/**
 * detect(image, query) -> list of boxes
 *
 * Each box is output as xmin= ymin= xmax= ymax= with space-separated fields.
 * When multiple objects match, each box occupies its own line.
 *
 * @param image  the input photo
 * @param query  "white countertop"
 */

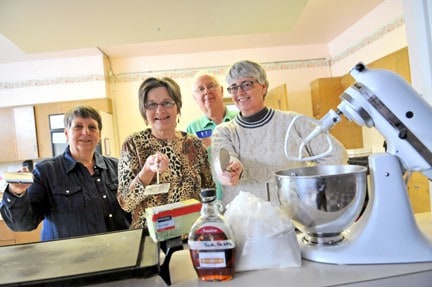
xmin=3 ymin=206 xmax=431 ymax=287
xmin=89 ymin=212 xmax=432 ymax=286
xmin=166 ymin=212 xmax=432 ymax=287
xmin=168 ymin=252 xmax=432 ymax=287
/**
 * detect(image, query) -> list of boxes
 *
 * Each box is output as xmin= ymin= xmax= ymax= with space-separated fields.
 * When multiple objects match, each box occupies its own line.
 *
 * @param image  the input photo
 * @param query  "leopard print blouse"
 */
xmin=117 ymin=128 xmax=215 ymax=229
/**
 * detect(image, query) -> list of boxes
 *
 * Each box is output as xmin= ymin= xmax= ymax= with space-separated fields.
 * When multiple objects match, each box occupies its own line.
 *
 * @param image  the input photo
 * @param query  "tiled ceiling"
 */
xmin=0 ymin=0 xmax=385 ymax=63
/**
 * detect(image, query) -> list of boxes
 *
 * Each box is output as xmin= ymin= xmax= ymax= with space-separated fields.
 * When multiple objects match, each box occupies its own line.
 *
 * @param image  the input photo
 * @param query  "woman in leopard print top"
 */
xmin=117 ymin=77 xmax=215 ymax=229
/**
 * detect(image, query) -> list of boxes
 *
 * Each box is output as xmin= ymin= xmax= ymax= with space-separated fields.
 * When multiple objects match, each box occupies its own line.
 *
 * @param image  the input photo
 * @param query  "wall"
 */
xmin=110 ymin=45 xmax=330 ymax=146
xmin=0 ymin=55 xmax=108 ymax=108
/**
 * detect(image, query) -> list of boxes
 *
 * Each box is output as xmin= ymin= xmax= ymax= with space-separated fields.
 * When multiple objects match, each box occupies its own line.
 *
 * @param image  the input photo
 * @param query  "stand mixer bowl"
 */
xmin=275 ymin=165 xmax=367 ymax=245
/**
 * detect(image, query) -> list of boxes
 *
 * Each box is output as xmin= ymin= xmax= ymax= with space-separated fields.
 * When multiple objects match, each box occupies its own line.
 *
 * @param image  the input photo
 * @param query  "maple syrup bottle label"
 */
xmin=188 ymin=188 xmax=236 ymax=281
xmin=189 ymin=226 xmax=235 ymax=268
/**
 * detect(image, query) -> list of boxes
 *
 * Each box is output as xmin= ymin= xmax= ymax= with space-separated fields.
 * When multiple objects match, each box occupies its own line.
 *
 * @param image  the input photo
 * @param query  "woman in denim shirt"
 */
xmin=0 ymin=105 xmax=130 ymax=240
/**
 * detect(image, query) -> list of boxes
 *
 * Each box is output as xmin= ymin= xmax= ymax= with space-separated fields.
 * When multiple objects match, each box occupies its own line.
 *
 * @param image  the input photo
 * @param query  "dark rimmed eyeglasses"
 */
xmin=145 ymin=100 xmax=176 ymax=110
xmin=227 ymin=80 xmax=258 ymax=95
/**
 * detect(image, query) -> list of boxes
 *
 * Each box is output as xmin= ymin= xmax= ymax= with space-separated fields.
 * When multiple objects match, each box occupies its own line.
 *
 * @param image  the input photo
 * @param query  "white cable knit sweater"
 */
xmin=211 ymin=108 xmax=348 ymax=206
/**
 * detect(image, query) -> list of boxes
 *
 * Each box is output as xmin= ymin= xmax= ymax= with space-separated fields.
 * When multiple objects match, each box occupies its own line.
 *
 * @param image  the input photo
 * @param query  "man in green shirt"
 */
xmin=186 ymin=71 xmax=238 ymax=200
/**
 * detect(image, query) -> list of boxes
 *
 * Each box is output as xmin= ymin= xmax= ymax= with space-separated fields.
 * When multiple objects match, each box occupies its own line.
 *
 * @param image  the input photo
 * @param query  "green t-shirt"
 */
xmin=186 ymin=108 xmax=238 ymax=200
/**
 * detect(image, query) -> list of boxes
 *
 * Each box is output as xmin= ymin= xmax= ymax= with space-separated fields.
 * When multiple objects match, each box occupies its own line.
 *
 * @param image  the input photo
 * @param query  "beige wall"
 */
xmin=110 ymin=52 xmax=330 ymax=149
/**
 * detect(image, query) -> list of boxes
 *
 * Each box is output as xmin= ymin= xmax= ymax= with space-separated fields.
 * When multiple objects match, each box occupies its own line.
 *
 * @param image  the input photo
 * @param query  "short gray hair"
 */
xmin=225 ymin=60 xmax=269 ymax=88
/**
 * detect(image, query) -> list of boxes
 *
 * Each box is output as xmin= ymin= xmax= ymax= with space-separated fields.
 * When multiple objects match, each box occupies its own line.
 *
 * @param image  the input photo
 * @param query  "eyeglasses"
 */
xmin=227 ymin=81 xmax=257 ymax=95
xmin=194 ymin=83 xmax=219 ymax=95
xmin=145 ymin=100 xmax=176 ymax=110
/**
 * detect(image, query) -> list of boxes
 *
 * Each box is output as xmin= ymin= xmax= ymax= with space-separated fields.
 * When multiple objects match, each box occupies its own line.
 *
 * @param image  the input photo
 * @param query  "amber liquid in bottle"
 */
xmin=188 ymin=188 xmax=236 ymax=281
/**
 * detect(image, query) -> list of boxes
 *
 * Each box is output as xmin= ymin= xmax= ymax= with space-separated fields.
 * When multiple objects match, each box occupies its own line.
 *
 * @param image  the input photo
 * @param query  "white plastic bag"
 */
xmin=224 ymin=191 xmax=301 ymax=271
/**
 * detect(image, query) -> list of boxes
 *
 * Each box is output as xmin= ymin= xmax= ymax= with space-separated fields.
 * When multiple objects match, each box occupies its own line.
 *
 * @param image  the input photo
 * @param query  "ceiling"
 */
xmin=0 ymin=0 xmax=385 ymax=64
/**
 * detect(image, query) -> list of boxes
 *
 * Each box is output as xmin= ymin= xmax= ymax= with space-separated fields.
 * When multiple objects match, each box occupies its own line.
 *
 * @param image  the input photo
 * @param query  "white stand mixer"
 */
xmin=288 ymin=63 xmax=432 ymax=264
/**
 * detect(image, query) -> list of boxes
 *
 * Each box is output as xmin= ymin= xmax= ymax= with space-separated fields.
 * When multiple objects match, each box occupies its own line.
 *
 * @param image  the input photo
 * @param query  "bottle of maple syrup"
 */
xmin=188 ymin=188 xmax=236 ymax=281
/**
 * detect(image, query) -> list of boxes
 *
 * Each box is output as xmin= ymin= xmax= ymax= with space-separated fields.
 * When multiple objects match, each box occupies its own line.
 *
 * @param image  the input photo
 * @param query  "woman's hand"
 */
xmin=137 ymin=152 xmax=169 ymax=185
xmin=145 ymin=152 xmax=169 ymax=173
xmin=7 ymin=167 xmax=32 ymax=197
xmin=218 ymin=159 xmax=243 ymax=186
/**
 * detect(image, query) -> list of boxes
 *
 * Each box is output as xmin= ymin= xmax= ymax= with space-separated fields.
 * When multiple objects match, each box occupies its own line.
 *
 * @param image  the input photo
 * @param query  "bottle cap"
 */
xmin=200 ymin=188 xmax=216 ymax=202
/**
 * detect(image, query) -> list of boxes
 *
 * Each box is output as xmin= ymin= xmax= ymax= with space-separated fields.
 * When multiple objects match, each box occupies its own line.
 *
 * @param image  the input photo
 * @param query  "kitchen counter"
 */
xmin=100 ymin=212 xmax=432 ymax=287
xmin=1 ymin=213 xmax=430 ymax=286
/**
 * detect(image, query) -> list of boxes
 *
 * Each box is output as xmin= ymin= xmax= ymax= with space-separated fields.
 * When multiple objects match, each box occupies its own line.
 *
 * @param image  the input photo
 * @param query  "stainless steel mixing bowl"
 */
xmin=275 ymin=165 xmax=367 ymax=245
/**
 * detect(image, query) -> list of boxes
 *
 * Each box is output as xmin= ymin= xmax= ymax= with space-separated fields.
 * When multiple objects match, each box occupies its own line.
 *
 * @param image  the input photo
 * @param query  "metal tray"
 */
xmin=0 ymin=229 xmax=159 ymax=286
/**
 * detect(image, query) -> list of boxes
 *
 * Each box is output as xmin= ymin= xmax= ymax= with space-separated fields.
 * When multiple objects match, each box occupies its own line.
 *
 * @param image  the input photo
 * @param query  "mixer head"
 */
xmin=284 ymin=110 xmax=342 ymax=162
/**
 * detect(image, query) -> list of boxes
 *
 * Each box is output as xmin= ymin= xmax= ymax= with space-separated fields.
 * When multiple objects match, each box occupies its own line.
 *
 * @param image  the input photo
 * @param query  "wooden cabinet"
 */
xmin=310 ymin=47 xmax=412 ymax=151
xmin=341 ymin=47 xmax=411 ymax=90
xmin=34 ymin=98 xmax=113 ymax=159
xmin=0 ymin=220 xmax=16 ymax=246
xmin=0 ymin=106 xmax=38 ymax=162
xmin=368 ymin=47 xmax=411 ymax=83
xmin=310 ymin=77 xmax=363 ymax=149
xmin=0 ymin=220 xmax=42 ymax=246
xmin=407 ymin=172 xmax=431 ymax=213
xmin=266 ymin=84 xmax=289 ymax=111
xmin=0 ymin=108 xmax=15 ymax=162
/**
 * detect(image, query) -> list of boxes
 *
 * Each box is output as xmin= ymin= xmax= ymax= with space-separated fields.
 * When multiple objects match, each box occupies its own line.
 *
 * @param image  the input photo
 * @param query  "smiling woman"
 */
xmin=0 ymin=105 xmax=131 ymax=241
xmin=117 ymin=77 xmax=215 ymax=230
xmin=211 ymin=60 xmax=348 ymax=207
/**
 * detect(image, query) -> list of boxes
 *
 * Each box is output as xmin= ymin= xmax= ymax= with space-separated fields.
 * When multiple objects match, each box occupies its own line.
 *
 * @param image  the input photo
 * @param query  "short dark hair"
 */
xmin=138 ymin=77 xmax=182 ymax=121
xmin=22 ymin=159 xmax=34 ymax=171
xmin=63 ymin=105 xmax=103 ymax=130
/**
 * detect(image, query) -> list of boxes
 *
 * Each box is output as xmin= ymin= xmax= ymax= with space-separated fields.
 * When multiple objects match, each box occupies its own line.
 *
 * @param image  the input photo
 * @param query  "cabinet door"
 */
xmin=407 ymin=172 xmax=431 ymax=213
xmin=0 ymin=106 xmax=38 ymax=162
xmin=34 ymin=103 xmax=61 ymax=159
xmin=0 ymin=220 xmax=42 ymax=246
xmin=310 ymin=80 xmax=321 ymax=117
xmin=310 ymin=78 xmax=363 ymax=149
xmin=13 ymin=106 xmax=39 ymax=160
xmin=368 ymin=47 xmax=411 ymax=83
xmin=396 ymin=48 xmax=411 ymax=83
xmin=310 ymin=77 xmax=343 ymax=118
xmin=0 ymin=108 xmax=16 ymax=162
xmin=0 ymin=220 xmax=16 ymax=246
xmin=266 ymin=84 xmax=289 ymax=111
xmin=14 ymin=222 xmax=43 ymax=244
xmin=100 ymin=111 xmax=117 ymax=157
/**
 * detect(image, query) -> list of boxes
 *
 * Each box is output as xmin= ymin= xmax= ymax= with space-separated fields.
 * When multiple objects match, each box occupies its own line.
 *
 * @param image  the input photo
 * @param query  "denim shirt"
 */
xmin=0 ymin=147 xmax=130 ymax=241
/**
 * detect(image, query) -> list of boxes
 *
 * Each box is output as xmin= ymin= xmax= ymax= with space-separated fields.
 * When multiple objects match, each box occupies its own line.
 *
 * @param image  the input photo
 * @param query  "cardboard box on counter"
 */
xmin=145 ymin=199 xmax=201 ymax=242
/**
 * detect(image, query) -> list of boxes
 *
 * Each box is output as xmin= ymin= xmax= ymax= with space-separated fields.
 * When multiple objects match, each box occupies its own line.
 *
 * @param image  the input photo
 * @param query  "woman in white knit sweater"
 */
xmin=211 ymin=60 xmax=348 ymax=206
